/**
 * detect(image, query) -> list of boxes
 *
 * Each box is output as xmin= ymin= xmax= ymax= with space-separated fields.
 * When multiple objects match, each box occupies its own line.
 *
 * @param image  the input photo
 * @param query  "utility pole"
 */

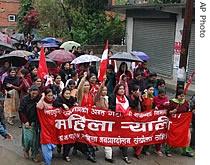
xmin=176 ymin=0 xmax=193 ymax=94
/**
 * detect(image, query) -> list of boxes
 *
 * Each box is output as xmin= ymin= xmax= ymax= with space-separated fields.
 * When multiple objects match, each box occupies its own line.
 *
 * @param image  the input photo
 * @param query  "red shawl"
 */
xmin=81 ymin=93 xmax=94 ymax=107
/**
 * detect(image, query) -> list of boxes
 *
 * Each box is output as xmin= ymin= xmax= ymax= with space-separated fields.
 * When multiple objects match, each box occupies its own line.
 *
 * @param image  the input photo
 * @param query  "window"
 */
xmin=8 ymin=15 xmax=16 ymax=22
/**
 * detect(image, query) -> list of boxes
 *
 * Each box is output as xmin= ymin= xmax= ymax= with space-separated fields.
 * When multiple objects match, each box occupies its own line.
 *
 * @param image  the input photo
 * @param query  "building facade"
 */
xmin=0 ymin=0 xmax=20 ymax=29
xmin=112 ymin=3 xmax=194 ymax=82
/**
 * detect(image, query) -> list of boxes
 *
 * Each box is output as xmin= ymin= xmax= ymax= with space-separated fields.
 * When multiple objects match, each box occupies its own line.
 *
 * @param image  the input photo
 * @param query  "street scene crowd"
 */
xmin=0 ymin=33 xmax=195 ymax=165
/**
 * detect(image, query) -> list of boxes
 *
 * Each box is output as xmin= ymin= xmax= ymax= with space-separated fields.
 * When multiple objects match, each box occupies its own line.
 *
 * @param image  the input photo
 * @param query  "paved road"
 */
xmin=0 ymin=118 xmax=194 ymax=165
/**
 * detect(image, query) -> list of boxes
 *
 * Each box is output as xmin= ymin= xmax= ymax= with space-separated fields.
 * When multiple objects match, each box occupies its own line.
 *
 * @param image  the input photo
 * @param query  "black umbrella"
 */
xmin=29 ymin=58 xmax=57 ymax=68
xmin=0 ymin=41 xmax=15 ymax=51
xmin=11 ymin=33 xmax=25 ymax=43
xmin=0 ymin=53 xmax=27 ymax=67
xmin=110 ymin=52 xmax=143 ymax=62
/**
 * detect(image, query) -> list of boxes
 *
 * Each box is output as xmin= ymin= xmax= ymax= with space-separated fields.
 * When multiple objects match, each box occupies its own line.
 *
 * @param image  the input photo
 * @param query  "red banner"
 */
xmin=167 ymin=112 xmax=192 ymax=147
xmin=37 ymin=106 xmax=191 ymax=147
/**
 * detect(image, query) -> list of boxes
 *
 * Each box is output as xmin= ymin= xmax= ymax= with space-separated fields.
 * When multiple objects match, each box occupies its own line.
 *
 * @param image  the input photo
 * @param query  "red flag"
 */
xmin=167 ymin=112 xmax=192 ymax=147
xmin=37 ymin=47 xmax=48 ymax=79
xmin=98 ymin=40 xmax=108 ymax=82
xmin=184 ymin=71 xmax=195 ymax=95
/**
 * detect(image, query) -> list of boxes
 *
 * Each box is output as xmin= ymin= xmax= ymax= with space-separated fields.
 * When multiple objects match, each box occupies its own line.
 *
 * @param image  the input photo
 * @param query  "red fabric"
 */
xmin=37 ymin=107 xmax=59 ymax=144
xmin=98 ymin=40 xmax=108 ymax=82
xmin=184 ymin=71 xmax=195 ymax=95
xmin=142 ymin=97 xmax=153 ymax=111
xmin=37 ymin=106 xmax=168 ymax=146
xmin=81 ymin=93 xmax=94 ymax=107
xmin=153 ymin=96 xmax=169 ymax=109
xmin=167 ymin=112 xmax=192 ymax=147
xmin=37 ymin=47 xmax=48 ymax=79
xmin=168 ymin=100 xmax=190 ymax=113
xmin=90 ymin=84 xmax=100 ymax=98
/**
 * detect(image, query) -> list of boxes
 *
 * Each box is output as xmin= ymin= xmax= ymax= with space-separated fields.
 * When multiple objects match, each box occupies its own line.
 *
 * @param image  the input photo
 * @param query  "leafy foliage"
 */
xmin=23 ymin=9 xmax=39 ymax=34
xmin=17 ymin=0 xmax=33 ymax=33
xmin=32 ymin=0 xmax=125 ymax=45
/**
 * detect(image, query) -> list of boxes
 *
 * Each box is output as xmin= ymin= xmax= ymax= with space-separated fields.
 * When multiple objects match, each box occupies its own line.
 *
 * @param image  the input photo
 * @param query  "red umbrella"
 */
xmin=47 ymin=49 xmax=76 ymax=62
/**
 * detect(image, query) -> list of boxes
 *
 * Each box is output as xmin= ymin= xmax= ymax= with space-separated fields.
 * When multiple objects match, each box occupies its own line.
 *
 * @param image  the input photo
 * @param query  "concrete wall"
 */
xmin=173 ymin=13 xmax=184 ymax=81
xmin=126 ymin=17 xmax=133 ymax=52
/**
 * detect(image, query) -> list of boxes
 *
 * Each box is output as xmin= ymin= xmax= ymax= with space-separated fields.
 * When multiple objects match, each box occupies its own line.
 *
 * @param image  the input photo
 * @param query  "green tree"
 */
xmin=33 ymin=0 xmax=125 ymax=44
xmin=17 ymin=0 xmax=33 ymax=33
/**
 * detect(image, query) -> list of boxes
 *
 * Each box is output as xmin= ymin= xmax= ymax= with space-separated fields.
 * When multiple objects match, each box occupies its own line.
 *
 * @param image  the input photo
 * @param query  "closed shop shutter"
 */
xmin=132 ymin=18 xmax=176 ymax=77
xmin=187 ymin=21 xmax=195 ymax=83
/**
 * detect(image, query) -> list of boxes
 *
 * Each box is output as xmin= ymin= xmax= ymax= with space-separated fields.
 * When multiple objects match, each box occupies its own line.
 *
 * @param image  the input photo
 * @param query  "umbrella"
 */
xmin=110 ymin=52 xmax=143 ymax=62
xmin=0 ymin=41 xmax=15 ymax=51
xmin=29 ymin=58 xmax=57 ymax=68
xmin=0 ymin=54 xmax=27 ymax=67
xmin=41 ymin=37 xmax=61 ymax=45
xmin=131 ymin=51 xmax=150 ymax=61
xmin=11 ymin=33 xmax=25 ymax=44
xmin=47 ymin=50 xmax=76 ymax=62
xmin=42 ymin=43 xmax=59 ymax=48
xmin=31 ymin=36 xmax=42 ymax=43
xmin=60 ymin=41 xmax=81 ymax=51
xmin=71 ymin=54 xmax=101 ymax=64
xmin=0 ymin=32 xmax=11 ymax=44
xmin=9 ymin=50 xmax=34 ymax=57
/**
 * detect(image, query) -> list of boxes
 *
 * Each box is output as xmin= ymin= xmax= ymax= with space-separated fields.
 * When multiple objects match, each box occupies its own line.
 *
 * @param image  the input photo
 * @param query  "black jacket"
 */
xmin=53 ymin=95 xmax=77 ymax=109
xmin=18 ymin=94 xmax=40 ymax=124
xmin=128 ymin=78 xmax=146 ymax=93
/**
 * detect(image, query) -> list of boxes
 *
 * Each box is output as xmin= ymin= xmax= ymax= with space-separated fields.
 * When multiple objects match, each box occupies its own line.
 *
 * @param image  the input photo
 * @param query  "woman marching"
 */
xmin=37 ymin=88 xmax=56 ymax=165
xmin=53 ymin=87 xmax=77 ymax=162
xmin=165 ymin=89 xmax=194 ymax=157
xmin=108 ymin=84 xmax=131 ymax=164
xmin=95 ymin=78 xmax=114 ymax=163
xmin=76 ymin=72 xmax=96 ymax=163
xmin=3 ymin=67 xmax=20 ymax=125
xmin=19 ymin=85 xmax=41 ymax=162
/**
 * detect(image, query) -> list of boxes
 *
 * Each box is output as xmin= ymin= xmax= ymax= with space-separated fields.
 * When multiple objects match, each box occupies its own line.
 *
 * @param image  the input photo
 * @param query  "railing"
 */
xmin=112 ymin=0 xmax=184 ymax=6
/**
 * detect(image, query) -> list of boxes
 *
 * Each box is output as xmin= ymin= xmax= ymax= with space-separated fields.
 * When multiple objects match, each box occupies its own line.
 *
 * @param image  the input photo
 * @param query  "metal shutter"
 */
xmin=132 ymin=18 xmax=176 ymax=77
xmin=187 ymin=21 xmax=195 ymax=83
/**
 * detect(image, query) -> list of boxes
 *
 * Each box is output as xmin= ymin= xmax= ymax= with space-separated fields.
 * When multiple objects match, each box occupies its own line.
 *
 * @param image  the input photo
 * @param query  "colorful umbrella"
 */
xmin=110 ymin=52 xmax=143 ymax=62
xmin=131 ymin=51 xmax=150 ymax=61
xmin=41 ymin=37 xmax=61 ymax=45
xmin=60 ymin=41 xmax=81 ymax=51
xmin=9 ymin=50 xmax=34 ymax=57
xmin=42 ymin=43 xmax=59 ymax=48
xmin=71 ymin=54 xmax=101 ymax=64
xmin=47 ymin=50 xmax=76 ymax=62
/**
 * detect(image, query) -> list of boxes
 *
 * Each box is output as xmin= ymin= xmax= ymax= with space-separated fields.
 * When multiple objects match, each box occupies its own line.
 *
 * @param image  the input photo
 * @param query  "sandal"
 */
xmin=166 ymin=153 xmax=172 ymax=157
xmin=23 ymin=151 xmax=29 ymax=159
xmin=155 ymin=151 xmax=163 ymax=157
xmin=7 ymin=120 xmax=14 ymax=125
xmin=64 ymin=156 xmax=71 ymax=162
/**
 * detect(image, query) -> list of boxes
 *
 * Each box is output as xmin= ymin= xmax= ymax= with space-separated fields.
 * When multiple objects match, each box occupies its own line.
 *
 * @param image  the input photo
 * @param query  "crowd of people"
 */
xmin=0 ymin=39 xmax=195 ymax=165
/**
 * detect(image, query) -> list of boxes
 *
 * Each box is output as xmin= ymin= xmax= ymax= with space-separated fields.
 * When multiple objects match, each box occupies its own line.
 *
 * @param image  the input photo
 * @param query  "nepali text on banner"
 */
xmin=37 ymin=106 xmax=191 ymax=147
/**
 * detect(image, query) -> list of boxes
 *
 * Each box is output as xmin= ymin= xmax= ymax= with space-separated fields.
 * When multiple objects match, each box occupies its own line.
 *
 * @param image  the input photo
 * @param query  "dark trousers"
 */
xmin=120 ymin=147 xmax=128 ymax=157
xmin=74 ymin=143 xmax=95 ymax=158
xmin=190 ymin=113 xmax=195 ymax=148
xmin=63 ymin=144 xmax=74 ymax=157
